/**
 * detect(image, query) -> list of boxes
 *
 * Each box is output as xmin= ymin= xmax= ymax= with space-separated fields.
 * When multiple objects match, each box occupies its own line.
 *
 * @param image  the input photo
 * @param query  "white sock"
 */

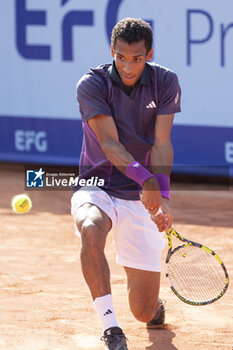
xmin=93 ymin=294 xmax=120 ymax=332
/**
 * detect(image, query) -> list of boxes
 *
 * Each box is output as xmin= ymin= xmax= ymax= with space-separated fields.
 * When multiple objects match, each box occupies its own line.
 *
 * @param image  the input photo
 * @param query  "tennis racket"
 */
xmin=165 ymin=227 xmax=229 ymax=306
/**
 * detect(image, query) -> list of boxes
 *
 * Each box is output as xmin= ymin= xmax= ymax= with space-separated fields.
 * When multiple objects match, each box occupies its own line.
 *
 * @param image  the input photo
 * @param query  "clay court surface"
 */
xmin=0 ymin=164 xmax=232 ymax=350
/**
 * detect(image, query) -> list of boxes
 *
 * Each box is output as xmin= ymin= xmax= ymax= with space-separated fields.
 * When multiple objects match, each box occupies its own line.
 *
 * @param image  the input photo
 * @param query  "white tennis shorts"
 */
xmin=71 ymin=186 xmax=165 ymax=272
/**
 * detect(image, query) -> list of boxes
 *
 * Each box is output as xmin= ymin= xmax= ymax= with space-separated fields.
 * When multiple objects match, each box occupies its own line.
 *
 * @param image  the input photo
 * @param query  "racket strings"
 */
xmin=167 ymin=245 xmax=227 ymax=303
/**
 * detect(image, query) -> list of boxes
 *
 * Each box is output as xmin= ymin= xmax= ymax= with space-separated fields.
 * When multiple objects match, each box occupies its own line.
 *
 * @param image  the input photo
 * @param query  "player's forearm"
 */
xmin=101 ymin=138 xmax=135 ymax=174
xmin=150 ymin=141 xmax=174 ymax=175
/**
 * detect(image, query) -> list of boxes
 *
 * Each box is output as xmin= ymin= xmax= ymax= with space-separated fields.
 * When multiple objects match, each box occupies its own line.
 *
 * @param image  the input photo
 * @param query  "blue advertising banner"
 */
xmin=0 ymin=116 xmax=82 ymax=165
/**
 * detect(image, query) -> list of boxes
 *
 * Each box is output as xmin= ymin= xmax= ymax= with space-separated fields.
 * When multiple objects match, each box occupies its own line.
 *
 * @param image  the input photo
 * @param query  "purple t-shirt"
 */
xmin=75 ymin=62 xmax=181 ymax=200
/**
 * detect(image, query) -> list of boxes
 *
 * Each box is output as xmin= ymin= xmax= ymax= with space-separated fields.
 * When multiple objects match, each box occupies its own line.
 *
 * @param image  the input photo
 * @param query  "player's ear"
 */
xmin=111 ymin=45 xmax=115 ymax=58
xmin=146 ymin=48 xmax=153 ymax=61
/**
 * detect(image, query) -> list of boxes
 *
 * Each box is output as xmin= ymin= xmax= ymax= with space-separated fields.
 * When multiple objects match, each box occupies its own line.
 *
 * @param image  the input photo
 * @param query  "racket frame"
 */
xmin=165 ymin=227 xmax=229 ymax=306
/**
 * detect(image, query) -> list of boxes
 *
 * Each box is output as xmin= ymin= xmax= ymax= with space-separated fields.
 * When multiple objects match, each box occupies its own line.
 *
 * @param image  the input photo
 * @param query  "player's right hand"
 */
xmin=151 ymin=211 xmax=168 ymax=232
xmin=140 ymin=177 xmax=161 ymax=214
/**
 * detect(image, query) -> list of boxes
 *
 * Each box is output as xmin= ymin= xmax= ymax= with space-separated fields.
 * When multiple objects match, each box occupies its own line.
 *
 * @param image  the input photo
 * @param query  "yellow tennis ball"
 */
xmin=11 ymin=194 xmax=32 ymax=214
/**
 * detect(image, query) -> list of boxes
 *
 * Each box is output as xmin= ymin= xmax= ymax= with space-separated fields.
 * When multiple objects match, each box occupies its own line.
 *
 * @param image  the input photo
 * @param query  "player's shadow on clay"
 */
xmin=146 ymin=327 xmax=177 ymax=350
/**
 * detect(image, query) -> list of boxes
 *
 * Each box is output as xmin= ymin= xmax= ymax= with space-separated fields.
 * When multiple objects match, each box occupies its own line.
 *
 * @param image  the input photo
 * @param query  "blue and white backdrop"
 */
xmin=1 ymin=0 xmax=233 ymax=176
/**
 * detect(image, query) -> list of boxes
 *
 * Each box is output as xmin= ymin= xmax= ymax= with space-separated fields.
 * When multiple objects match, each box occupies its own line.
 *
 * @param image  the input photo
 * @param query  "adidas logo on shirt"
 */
xmin=146 ymin=100 xmax=156 ymax=109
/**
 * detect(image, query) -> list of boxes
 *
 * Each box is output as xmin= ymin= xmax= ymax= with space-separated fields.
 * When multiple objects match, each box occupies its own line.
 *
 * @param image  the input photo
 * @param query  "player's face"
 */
xmin=111 ymin=39 xmax=153 ymax=87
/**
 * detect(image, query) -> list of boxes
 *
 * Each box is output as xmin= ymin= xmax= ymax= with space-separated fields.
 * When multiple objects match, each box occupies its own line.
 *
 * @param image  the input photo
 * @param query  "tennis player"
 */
xmin=71 ymin=17 xmax=181 ymax=349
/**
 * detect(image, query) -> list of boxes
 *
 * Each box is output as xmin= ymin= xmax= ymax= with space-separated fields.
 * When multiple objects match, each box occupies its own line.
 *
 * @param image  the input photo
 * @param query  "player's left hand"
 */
xmin=161 ymin=198 xmax=173 ymax=231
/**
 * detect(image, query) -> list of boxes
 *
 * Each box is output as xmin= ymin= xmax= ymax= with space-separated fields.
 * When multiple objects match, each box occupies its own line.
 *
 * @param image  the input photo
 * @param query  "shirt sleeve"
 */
xmin=76 ymin=72 xmax=112 ymax=122
xmin=157 ymin=71 xmax=181 ymax=115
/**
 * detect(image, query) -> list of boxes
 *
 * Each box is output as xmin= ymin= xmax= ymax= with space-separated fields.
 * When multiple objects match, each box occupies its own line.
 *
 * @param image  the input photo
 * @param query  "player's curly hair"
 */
xmin=111 ymin=17 xmax=153 ymax=53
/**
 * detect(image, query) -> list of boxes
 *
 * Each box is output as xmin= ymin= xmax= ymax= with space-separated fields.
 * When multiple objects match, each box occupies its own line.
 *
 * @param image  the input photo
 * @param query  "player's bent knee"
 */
xmin=130 ymin=303 xmax=155 ymax=323
xmin=80 ymin=220 xmax=106 ymax=250
xmin=130 ymin=301 xmax=155 ymax=322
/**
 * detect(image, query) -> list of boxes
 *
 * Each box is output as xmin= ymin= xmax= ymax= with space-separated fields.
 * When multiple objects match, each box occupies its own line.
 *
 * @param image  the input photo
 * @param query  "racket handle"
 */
xmin=155 ymin=208 xmax=163 ymax=216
